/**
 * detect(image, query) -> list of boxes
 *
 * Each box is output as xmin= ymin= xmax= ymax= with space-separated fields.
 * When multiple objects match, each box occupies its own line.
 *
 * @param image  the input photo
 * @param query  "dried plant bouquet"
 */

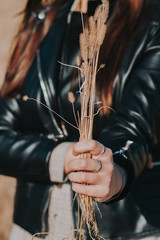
xmin=69 ymin=1 xmax=110 ymax=239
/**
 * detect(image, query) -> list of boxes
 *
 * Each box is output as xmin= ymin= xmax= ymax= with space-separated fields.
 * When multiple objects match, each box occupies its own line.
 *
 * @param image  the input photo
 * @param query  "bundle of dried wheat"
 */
xmin=69 ymin=1 xmax=110 ymax=239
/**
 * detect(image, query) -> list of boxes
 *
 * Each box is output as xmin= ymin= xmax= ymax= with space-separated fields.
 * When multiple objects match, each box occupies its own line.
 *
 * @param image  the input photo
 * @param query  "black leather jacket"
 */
xmin=0 ymin=1 xmax=160 ymax=239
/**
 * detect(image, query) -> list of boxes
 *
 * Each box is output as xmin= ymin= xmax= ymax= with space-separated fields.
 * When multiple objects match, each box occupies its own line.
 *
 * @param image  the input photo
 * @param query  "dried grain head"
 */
xmin=89 ymin=16 xmax=95 ymax=34
xmin=76 ymin=56 xmax=81 ymax=67
xmin=99 ymin=63 xmax=106 ymax=69
xmin=22 ymin=95 xmax=28 ymax=101
xmin=79 ymin=32 xmax=88 ymax=61
xmin=88 ymin=45 xmax=94 ymax=59
xmin=101 ymin=0 xmax=109 ymax=14
xmin=81 ymin=61 xmax=89 ymax=78
xmin=94 ymin=5 xmax=103 ymax=21
xmin=68 ymin=91 xmax=75 ymax=104
xmin=97 ymin=24 xmax=107 ymax=46
xmin=88 ymin=32 xmax=97 ymax=48
xmin=94 ymin=0 xmax=109 ymax=24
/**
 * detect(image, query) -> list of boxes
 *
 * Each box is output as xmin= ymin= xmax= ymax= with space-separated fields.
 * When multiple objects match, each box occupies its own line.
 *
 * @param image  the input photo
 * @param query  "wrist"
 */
xmin=105 ymin=163 xmax=126 ymax=203
xmin=114 ymin=162 xmax=127 ymax=194
xmin=49 ymin=142 xmax=73 ymax=183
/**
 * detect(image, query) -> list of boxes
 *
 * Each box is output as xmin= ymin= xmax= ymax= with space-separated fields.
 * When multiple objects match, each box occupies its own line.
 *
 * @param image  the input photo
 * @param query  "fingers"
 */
xmin=68 ymin=159 xmax=113 ymax=187
xmin=68 ymin=170 xmax=104 ymax=185
xmin=70 ymin=162 xmax=123 ymax=202
xmin=72 ymin=139 xmax=107 ymax=158
xmin=72 ymin=183 xmax=110 ymax=202
xmin=68 ymin=158 xmax=102 ymax=172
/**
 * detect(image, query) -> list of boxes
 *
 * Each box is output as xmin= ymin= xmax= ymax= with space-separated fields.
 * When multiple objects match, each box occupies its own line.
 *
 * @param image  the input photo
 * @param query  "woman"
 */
xmin=0 ymin=0 xmax=160 ymax=239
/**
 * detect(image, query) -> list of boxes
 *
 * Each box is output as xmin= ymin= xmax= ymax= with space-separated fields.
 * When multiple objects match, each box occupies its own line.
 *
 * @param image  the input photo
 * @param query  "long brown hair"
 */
xmin=97 ymin=0 xmax=153 ymax=109
xmin=1 ymin=0 xmax=63 ymax=98
xmin=1 ymin=0 xmax=153 ymax=102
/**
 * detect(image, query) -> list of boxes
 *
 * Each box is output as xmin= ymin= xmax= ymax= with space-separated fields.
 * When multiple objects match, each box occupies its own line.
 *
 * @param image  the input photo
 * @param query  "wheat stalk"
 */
xmin=68 ymin=1 xmax=109 ymax=239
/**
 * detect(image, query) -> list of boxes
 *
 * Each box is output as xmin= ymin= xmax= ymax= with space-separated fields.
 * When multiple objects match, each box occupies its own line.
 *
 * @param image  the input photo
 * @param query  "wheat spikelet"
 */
xmin=94 ymin=0 xmax=109 ymax=23
xmin=88 ymin=45 xmax=94 ymax=60
xmin=97 ymin=25 xmax=107 ymax=46
xmin=79 ymin=30 xmax=89 ymax=61
xmin=81 ymin=61 xmax=89 ymax=78
xmin=76 ymin=56 xmax=81 ymax=67
xmin=94 ymin=5 xmax=103 ymax=21
xmin=102 ymin=1 xmax=109 ymax=23
xmin=68 ymin=91 xmax=75 ymax=104
xmin=89 ymin=16 xmax=95 ymax=34
xmin=99 ymin=63 xmax=105 ymax=69
xmin=22 ymin=95 xmax=28 ymax=101
xmin=89 ymin=32 xmax=97 ymax=47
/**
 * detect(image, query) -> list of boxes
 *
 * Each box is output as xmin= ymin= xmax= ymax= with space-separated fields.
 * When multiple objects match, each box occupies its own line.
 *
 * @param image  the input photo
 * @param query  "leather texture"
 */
xmin=0 ymin=0 xmax=160 ymax=238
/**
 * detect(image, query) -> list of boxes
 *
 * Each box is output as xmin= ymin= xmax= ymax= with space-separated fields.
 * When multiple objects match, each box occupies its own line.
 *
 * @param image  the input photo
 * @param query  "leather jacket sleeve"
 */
xmin=98 ymin=21 xmax=160 ymax=202
xmin=0 ymin=95 xmax=57 ymax=182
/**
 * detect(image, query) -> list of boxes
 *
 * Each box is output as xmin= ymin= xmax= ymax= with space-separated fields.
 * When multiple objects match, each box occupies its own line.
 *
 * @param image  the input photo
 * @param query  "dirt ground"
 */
xmin=0 ymin=175 xmax=16 ymax=240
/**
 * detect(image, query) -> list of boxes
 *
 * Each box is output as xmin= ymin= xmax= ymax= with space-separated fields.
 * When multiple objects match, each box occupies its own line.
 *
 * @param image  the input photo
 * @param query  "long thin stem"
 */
xmin=23 ymin=96 xmax=79 ymax=130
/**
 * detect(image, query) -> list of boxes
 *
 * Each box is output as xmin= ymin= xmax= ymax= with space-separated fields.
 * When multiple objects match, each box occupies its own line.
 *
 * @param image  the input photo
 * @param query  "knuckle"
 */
xmin=76 ymin=184 xmax=87 ymax=195
xmin=106 ymin=148 xmax=113 ymax=157
xmin=72 ymin=183 xmax=76 ymax=192
xmin=82 ymin=189 xmax=87 ymax=196
xmin=99 ymin=171 xmax=106 ymax=179
xmin=103 ymin=160 xmax=114 ymax=174
xmin=101 ymin=188 xmax=110 ymax=199
xmin=108 ymin=162 xmax=114 ymax=175
xmin=82 ymin=186 xmax=87 ymax=195
xmin=80 ymin=159 xmax=88 ymax=170
xmin=80 ymin=173 xmax=87 ymax=182
xmin=68 ymin=172 xmax=74 ymax=181
xmin=107 ymin=176 xmax=113 ymax=192
xmin=89 ymin=140 xmax=98 ymax=150
xmin=73 ymin=144 xmax=78 ymax=154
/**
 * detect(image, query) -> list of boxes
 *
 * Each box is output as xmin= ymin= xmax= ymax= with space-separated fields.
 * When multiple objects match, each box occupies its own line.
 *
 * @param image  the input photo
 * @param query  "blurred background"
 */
xmin=0 ymin=1 xmax=26 ymax=239
xmin=0 ymin=176 xmax=16 ymax=240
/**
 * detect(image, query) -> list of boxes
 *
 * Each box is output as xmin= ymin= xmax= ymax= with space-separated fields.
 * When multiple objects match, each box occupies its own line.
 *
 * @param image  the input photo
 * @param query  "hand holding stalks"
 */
xmin=65 ymin=139 xmax=123 ymax=203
